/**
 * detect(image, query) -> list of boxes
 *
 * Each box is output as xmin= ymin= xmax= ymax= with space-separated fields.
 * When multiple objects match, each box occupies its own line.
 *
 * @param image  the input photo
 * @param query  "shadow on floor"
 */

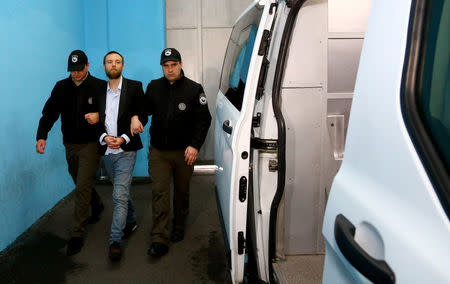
xmin=0 ymin=176 xmax=231 ymax=284
xmin=0 ymin=232 xmax=84 ymax=284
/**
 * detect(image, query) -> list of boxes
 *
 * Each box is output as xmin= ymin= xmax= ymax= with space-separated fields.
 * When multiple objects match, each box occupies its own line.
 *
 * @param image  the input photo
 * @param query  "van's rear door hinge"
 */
xmin=258 ymin=30 xmax=271 ymax=56
xmin=238 ymin=231 xmax=246 ymax=255
xmin=251 ymin=138 xmax=278 ymax=151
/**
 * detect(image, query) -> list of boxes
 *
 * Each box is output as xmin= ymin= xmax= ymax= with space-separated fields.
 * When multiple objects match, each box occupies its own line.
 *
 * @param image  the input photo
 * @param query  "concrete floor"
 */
xmin=0 ymin=175 xmax=231 ymax=284
xmin=273 ymin=255 xmax=324 ymax=284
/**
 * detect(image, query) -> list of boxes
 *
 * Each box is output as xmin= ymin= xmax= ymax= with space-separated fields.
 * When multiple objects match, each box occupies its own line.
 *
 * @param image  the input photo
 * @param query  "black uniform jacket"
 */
xmin=97 ymin=77 xmax=144 ymax=155
xmin=141 ymin=73 xmax=212 ymax=151
xmin=36 ymin=73 xmax=105 ymax=143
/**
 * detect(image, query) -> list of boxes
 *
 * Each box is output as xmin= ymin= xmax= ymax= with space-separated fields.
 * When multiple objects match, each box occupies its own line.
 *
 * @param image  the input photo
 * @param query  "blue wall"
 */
xmin=0 ymin=0 xmax=165 ymax=251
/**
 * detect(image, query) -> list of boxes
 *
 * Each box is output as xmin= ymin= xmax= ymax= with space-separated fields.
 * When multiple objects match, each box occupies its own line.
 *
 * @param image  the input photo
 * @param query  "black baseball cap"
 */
xmin=68 ymin=50 xmax=88 ymax=72
xmin=160 ymin=48 xmax=181 ymax=65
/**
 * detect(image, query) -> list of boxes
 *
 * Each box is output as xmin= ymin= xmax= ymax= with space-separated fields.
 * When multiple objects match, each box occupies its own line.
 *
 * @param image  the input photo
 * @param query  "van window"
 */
xmin=219 ymin=6 xmax=263 ymax=111
xmin=419 ymin=0 xmax=450 ymax=170
xmin=402 ymin=0 xmax=449 ymax=216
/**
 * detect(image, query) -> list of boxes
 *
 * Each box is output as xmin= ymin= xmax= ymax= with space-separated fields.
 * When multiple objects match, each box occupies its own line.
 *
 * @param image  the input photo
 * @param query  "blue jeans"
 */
xmin=103 ymin=151 xmax=137 ymax=244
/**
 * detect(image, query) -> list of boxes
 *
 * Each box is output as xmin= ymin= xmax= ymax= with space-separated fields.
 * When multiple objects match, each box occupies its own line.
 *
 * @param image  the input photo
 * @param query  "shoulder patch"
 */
xmin=199 ymin=93 xmax=207 ymax=105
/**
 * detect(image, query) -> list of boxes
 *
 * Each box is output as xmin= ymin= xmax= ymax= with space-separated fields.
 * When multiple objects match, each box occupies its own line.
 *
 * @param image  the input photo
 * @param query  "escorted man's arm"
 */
xmin=131 ymin=115 xmax=144 ymax=136
xmin=130 ymin=81 xmax=152 ymax=136
xmin=127 ymin=82 xmax=145 ymax=137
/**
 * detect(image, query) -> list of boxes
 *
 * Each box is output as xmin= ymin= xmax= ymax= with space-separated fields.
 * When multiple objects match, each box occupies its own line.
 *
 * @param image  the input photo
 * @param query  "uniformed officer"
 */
xmin=36 ymin=50 xmax=105 ymax=256
xmin=131 ymin=48 xmax=211 ymax=257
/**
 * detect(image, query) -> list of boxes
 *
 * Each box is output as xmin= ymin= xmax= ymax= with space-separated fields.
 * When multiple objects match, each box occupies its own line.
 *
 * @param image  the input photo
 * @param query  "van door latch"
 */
xmin=238 ymin=231 xmax=246 ymax=255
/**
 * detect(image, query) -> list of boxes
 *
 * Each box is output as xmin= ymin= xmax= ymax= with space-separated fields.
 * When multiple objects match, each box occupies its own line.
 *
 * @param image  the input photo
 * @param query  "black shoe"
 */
xmin=66 ymin=237 xmax=84 ymax=256
xmin=109 ymin=242 xmax=122 ymax=261
xmin=122 ymin=222 xmax=138 ymax=240
xmin=88 ymin=203 xmax=104 ymax=224
xmin=147 ymin=242 xmax=168 ymax=257
xmin=170 ymin=229 xmax=184 ymax=242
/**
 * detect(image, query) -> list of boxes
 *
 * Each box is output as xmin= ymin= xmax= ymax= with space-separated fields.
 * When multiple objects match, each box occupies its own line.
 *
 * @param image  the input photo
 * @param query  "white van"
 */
xmin=208 ymin=0 xmax=449 ymax=283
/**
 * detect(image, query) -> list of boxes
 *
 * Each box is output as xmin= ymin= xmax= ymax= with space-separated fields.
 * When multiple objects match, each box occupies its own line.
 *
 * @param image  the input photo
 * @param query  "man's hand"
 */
xmin=85 ymin=112 xmax=99 ymax=125
xmin=130 ymin=115 xmax=144 ymax=136
xmin=36 ymin=139 xmax=46 ymax=154
xmin=104 ymin=136 xmax=125 ymax=149
xmin=185 ymin=146 xmax=198 ymax=166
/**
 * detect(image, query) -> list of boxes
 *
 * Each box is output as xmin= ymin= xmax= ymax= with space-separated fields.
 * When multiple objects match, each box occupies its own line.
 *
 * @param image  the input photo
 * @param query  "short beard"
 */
xmin=107 ymin=70 xmax=122 ymax=79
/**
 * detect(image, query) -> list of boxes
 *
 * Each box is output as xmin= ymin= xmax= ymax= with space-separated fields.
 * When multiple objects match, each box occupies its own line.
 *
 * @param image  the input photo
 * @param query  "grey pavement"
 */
xmin=0 ymin=175 xmax=231 ymax=284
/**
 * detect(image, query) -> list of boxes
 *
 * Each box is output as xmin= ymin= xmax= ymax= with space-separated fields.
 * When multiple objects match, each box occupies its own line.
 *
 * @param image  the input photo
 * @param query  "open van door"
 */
xmin=322 ymin=0 xmax=450 ymax=283
xmin=214 ymin=1 xmax=277 ymax=282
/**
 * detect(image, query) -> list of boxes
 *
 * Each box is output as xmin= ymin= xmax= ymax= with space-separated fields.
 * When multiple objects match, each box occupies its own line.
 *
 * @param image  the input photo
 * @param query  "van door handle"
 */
xmin=334 ymin=214 xmax=396 ymax=284
xmin=223 ymin=120 xmax=232 ymax=134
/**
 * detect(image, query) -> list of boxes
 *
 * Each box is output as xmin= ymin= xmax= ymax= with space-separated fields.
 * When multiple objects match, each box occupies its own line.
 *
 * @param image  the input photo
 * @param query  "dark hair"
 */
xmin=103 ymin=51 xmax=124 ymax=64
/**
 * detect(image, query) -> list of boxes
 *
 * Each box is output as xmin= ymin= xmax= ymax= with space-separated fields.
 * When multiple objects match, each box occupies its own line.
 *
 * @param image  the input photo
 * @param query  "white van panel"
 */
xmin=275 ymin=0 xmax=369 ymax=258
xmin=327 ymin=39 xmax=364 ymax=93
xmin=283 ymin=87 xmax=324 ymax=254
xmin=323 ymin=0 xmax=450 ymax=282
xmin=215 ymin=91 xmax=240 ymax=235
xmin=282 ymin=0 xmax=326 ymax=88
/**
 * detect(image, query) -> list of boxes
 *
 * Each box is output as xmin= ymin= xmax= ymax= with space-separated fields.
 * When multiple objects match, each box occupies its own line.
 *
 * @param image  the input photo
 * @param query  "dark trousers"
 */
xmin=148 ymin=145 xmax=194 ymax=244
xmin=64 ymin=142 xmax=100 ymax=237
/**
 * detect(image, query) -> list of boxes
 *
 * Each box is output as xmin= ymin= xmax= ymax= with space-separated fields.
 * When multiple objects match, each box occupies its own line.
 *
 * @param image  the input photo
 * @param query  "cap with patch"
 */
xmin=68 ymin=50 xmax=88 ymax=72
xmin=160 ymin=48 xmax=181 ymax=65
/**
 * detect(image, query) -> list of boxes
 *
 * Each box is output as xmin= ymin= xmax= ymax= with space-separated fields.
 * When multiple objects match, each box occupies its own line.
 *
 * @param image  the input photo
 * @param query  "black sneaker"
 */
xmin=88 ymin=203 xmax=104 ymax=224
xmin=147 ymin=242 xmax=168 ymax=257
xmin=66 ymin=237 xmax=84 ymax=256
xmin=170 ymin=229 xmax=184 ymax=242
xmin=122 ymin=222 xmax=138 ymax=239
xmin=109 ymin=242 xmax=122 ymax=261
